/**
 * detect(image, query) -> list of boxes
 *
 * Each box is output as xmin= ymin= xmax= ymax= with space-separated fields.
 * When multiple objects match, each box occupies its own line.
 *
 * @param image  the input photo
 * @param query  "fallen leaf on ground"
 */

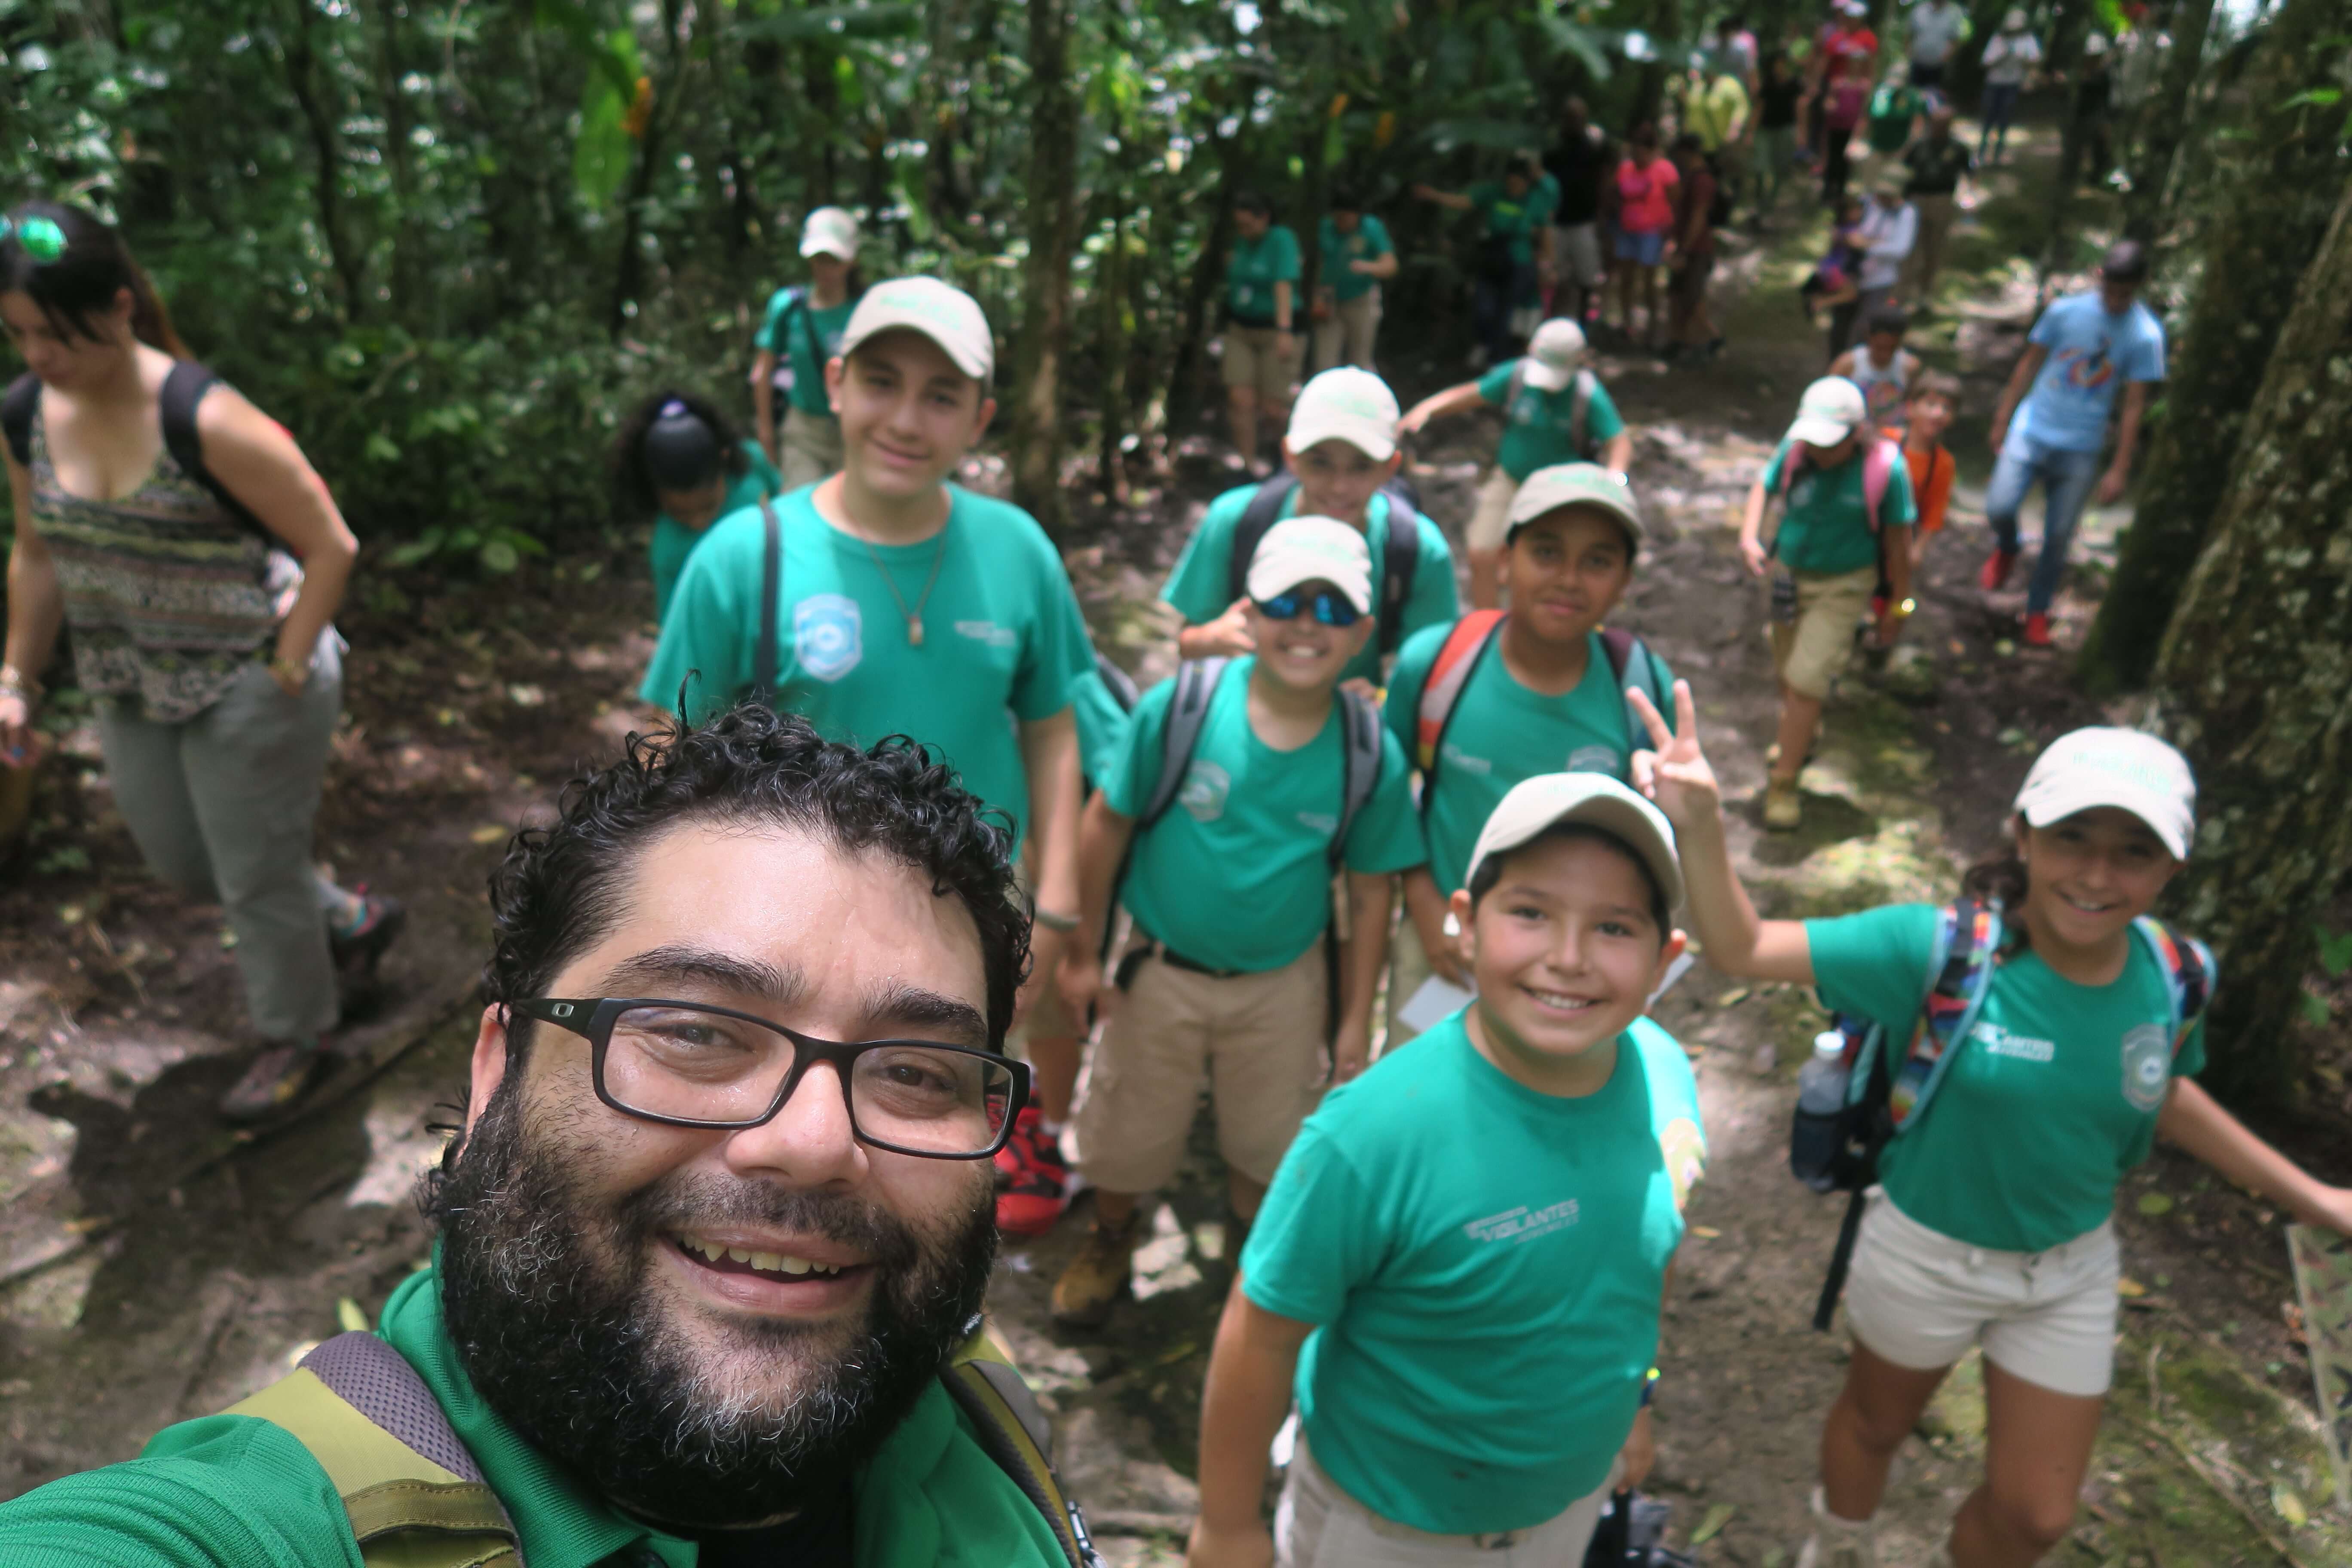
xmin=1692 ymin=1226 xmax=1722 ymax=1239
xmin=1690 ymin=1502 xmax=1736 ymax=1545
xmin=2272 ymin=1482 xmax=2307 ymax=1528
xmin=2115 ymin=1277 xmax=2147 ymax=1298
xmin=336 ymin=1298 xmax=369 ymax=1333
xmin=2136 ymin=1192 xmax=2175 ymax=1216
xmin=1715 ymin=986 xmax=1750 ymax=1008
xmin=471 ymin=824 xmax=508 ymax=844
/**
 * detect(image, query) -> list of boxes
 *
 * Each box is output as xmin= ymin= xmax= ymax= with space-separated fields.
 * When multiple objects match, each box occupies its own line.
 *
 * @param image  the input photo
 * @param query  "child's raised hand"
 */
xmin=1626 ymin=679 xmax=1721 ymax=827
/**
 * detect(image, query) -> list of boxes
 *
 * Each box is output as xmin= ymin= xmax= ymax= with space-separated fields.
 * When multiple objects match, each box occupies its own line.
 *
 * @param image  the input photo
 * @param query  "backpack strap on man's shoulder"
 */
xmin=1414 ymin=609 xmax=1507 ymax=775
xmin=1331 ymin=686 xmax=1384 ymax=870
xmin=1859 ymin=436 xmax=1900 ymax=533
xmin=940 ymin=1321 xmax=1102 ymax=1568
xmin=1093 ymin=648 xmax=1140 ymax=714
xmin=1597 ymin=626 xmax=1664 ymax=762
xmin=1225 ymin=473 xmax=1301 ymax=604
xmin=2 ymin=371 xmax=39 ymax=468
xmin=1139 ymin=658 xmax=1231 ymax=832
xmin=2131 ymin=915 xmax=2215 ymax=1055
xmin=753 ymin=496 xmax=784 ymax=703
xmin=1375 ymin=484 xmax=1421 ymax=656
xmin=222 ymin=1332 xmax=521 ymax=1568
xmin=159 ymin=362 xmax=273 ymax=541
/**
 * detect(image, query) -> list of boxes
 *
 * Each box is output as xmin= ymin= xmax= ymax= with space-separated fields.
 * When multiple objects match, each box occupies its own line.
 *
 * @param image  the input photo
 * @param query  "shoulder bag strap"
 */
xmin=753 ymin=497 xmax=783 ymax=703
xmin=1226 ymin=475 xmax=1300 ymax=604
xmin=160 ymin=361 xmax=273 ymax=542
xmin=1376 ymin=487 xmax=1420 ymax=656
xmin=1138 ymin=658 xmax=1229 ymax=833
xmin=1414 ymin=609 xmax=1507 ymax=778
xmin=2 ymin=371 xmax=38 ymax=467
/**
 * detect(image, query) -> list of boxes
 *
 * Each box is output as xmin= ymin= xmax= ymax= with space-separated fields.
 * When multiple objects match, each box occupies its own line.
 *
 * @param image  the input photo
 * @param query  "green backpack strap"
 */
xmin=223 ymin=1333 xmax=520 ymax=1568
xmin=938 ymin=1320 xmax=1102 ymax=1568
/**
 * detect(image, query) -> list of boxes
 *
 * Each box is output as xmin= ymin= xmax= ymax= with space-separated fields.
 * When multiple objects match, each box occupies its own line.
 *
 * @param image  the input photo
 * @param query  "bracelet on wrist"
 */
xmin=1639 ymin=1366 xmax=1660 ymax=1407
xmin=268 ymin=655 xmax=310 ymax=689
xmin=1032 ymin=906 xmax=1081 ymax=935
xmin=0 ymin=664 xmax=43 ymax=704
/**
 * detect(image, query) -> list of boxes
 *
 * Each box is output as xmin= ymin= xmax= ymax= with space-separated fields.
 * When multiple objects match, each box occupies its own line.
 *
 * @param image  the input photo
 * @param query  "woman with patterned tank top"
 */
xmin=0 ymin=202 xmax=400 ymax=1122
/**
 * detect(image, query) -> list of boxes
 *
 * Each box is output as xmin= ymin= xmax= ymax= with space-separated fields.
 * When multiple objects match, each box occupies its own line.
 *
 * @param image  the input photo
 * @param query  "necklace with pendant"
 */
xmin=857 ymin=524 xmax=949 ymax=646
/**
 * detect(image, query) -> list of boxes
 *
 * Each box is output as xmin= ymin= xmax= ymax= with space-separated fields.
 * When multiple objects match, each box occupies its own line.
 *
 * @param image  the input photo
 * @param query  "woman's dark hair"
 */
xmin=1234 ymin=190 xmax=1274 ymax=219
xmin=610 ymin=389 xmax=750 ymax=523
xmin=0 ymin=200 xmax=189 ymax=358
xmin=1328 ymin=188 xmax=1365 ymax=214
xmin=1464 ymin=823 xmax=1672 ymax=941
xmin=1961 ymin=843 xmax=2033 ymax=950
xmin=484 ymin=703 xmax=1032 ymax=1055
xmin=1629 ymin=120 xmax=1662 ymax=153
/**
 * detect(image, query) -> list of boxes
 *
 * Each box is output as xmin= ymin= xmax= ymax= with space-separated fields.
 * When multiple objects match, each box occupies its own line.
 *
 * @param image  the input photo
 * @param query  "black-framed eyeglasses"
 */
xmin=509 ymin=998 xmax=1029 ymax=1161
xmin=1252 ymin=588 xmax=1362 ymax=628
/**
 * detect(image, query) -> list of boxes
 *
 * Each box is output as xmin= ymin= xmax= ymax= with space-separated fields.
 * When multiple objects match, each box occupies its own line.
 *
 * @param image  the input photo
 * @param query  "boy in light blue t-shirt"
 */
xmin=1189 ymin=773 xmax=1706 ymax=1568
xmin=1981 ymin=240 xmax=2165 ymax=645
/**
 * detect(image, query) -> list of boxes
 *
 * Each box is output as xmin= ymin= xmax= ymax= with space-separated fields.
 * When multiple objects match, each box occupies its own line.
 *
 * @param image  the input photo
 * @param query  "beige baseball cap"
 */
xmin=1520 ymin=318 xmax=1589 ymax=392
xmin=1244 ymin=516 xmax=1376 ymax=613
xmin=1286 ymin=368 xmax=1402 ymax=461
xmin=1785 ymin=376 xmax=1869 ymax=447
xmin=2012 ymin=727 xmax=2196 ymax=860
xmin=799 ymin=206 xmax=861 ymax=261
xmin=1466 ymin=773 xmax=1684 ymax=911
xmin=838 ymin=276 xmax=995 ymax=382
xmin=1506 ymin=462 xmax=1642 ymax=549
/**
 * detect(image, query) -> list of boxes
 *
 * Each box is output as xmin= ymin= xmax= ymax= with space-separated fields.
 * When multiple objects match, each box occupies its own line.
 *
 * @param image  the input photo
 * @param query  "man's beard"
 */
xmin=426 ymin=1075 xmax=998 ymax=1525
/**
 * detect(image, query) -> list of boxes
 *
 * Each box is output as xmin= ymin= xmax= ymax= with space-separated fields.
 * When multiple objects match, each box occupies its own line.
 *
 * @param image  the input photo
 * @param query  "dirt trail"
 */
xmin=2 ymin=126 xmax=2346 ymax=1566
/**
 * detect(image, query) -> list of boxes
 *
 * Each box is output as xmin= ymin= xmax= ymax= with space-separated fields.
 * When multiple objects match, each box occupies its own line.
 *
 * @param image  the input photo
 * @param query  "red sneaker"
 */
xmin=1979 ymin=549 xmax=2020 ymax=591
xmin=2022 ymin=611 xmax=2052 ymax=647
xmin=994 ymin=1109 xmax=1073 ymax=1237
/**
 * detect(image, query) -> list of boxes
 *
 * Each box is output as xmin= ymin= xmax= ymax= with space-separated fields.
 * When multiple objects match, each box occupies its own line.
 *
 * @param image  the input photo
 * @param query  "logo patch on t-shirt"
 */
xmin=1465 ymin=1198 xmax=1581 ymax=1244
xmin=1441 ymin=742 xmax=1494 ymax=775
xmin=1297 ymin=812 xmax=1339 ymax=834
xmin=1179 ymin=760 xmax=1231 ymax=823
xmin=1567 ymin=744 xmax=1623 ymax=775
xmin=795 ymin=594 xmax=863 ymax=683
xmin=1971 ymin=1021 xmax=2056 ymax=1063
xmin=2119 ymin=1023 xmax=2171 ymax=1112
xmin=953 ymin=620 xmax=1017 ymax=649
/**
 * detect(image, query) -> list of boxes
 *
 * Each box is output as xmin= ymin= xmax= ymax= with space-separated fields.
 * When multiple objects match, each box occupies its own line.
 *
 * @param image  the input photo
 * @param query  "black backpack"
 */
xmin=4 ymin=364 xmax=272 ymax=540
xmin=1225 ymin=472 xmax=1422 ymax=657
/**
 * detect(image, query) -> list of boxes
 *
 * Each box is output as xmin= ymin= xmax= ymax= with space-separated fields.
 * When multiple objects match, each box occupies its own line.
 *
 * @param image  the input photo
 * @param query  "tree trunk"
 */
xmin=1097 ymin=175 xmax=1131 ymax=502
xmin=368 ymin=0 xmax=424 ymax=326
xmin=2118 ymin=0 xmax=2214 ymax=245
xmin=2076 ymin=0 xmax=2345 ymax=692
xmin=282 ymin=0 xmax=365 ymax=321
xmin=2144 ymin=179 xmax=2352 ymax=1111
xmin=1006 ymin=0 xmax=1080 ymax=536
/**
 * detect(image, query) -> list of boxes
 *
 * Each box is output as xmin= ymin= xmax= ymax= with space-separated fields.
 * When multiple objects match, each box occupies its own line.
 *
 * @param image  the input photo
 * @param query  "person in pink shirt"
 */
xmin=1605 ymin=122 xmax=1681 ymax=352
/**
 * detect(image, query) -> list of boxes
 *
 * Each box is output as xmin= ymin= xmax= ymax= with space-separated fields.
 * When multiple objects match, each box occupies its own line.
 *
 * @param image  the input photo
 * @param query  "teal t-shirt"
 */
xmin=1160 ymin=484 xmax=1460 ymax=689
xmin=640 ymin=486 xmax=1091 ymax=850
xmin=1317 ymin=214 xmax=1394 ymax=303
xmin=1467 ymin=182 xmax=1556 ymax=268
xmin=1103 ymin=660 xmax=1424 ymax=972
xmin=1228 ymin=226 xmax=1303 ymax=323
xmin=1866 ymin=85 xmax=1923 ymax=153
xmin=754 ymin=287 xmax=860 ymax=416
xmin=1072 ymin=663 xmax=1131 ymax=788
xmin=1243 ymin=1012 xmax=1707 ymax=1534
xmin=650 ymin=440 xmax=784 ymax=625
xmin=1476 ymin=361 xmax=1629 ymax=481
xmin=1807 ymin=904 xmax=2211 ymax=1253
xmin=1761 ymin=437 xmax=1919 ymax=576
xmin=1385 ymin=624 xmax=1678 ymax=895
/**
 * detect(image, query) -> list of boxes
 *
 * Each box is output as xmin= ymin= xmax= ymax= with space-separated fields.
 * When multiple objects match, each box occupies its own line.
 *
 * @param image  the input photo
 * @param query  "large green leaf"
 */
xmin=572 ymin=28 xmax=639 ymax=208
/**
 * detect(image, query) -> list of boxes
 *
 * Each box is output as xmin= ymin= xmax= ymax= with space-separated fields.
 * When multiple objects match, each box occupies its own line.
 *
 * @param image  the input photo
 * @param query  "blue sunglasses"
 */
xmin=1253 ymin=589 xmax=1363 ymax=628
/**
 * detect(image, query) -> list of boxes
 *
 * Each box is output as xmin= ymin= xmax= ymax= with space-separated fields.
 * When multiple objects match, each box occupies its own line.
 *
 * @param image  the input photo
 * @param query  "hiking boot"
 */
xmin=219 ymin=1041 xmax=330 ymax=1124
xmin=1978 ymin=548 xmax=2019 ymax=591
xmin=2021 ymin=611 xmax=2053 ymax=648
xmin=329 ymin=888 xmax=406 ymax=979
xmin=1793 ymin=1486 xmax=1880 ymax=1568
xmin=1051 ymin=1210 xmax=1145 ymax=1329
xmin=1764 ymin=777 xmax=1804 ymax=832
xmin=994 ymin=1108 xmax=1075 ymax=1238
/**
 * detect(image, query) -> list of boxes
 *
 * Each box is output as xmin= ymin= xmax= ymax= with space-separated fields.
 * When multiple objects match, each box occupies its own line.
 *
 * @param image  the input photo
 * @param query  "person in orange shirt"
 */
xmin=1871 ymin=370 xmax=1957 ymax=627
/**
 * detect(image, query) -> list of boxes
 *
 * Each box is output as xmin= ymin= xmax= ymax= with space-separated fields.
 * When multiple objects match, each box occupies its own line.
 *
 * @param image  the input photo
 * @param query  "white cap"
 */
xmin=2012 ymin=727 xmax=2196 ymax=860
xmin=799 ymin=206 xmax=861 ymax=261
xmin=1244 ymin=516 xmax=1375 ymax=614
xmin=1465 ymin=773 xmax=1684 ymax=911
xmin=2081 ymin=30 xmax=2109 ymax=55
xmin=1286 ymin=368 xmax=1401 ymax=461
xmin=1520 ymin=319 xmax=1589 ymax=392
xmin=838 ymin=276 xmax=995 ymax=382
xmin=2002 ymin=7 xmax=2028 ymax=26
xmin=1785 ymin=376 xmax=1869 ymax=448
xmin=1506 ymin=462 xmax=1642 ymax=546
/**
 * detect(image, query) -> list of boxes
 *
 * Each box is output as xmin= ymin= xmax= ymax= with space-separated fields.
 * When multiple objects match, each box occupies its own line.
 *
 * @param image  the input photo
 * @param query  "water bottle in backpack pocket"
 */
xmin=1789 ymin=1029 xmax=1854 ymax=1192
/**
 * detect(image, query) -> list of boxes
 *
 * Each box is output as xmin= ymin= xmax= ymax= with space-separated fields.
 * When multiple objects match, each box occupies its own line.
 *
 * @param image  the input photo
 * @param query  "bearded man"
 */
xmin=0 ymin=704 xmax=1088 ymax=1568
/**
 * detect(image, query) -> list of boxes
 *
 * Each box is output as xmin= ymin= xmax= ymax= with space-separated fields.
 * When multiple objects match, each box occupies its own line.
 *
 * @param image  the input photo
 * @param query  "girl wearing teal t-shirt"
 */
xmin=610 ymin=391 xmax=780 ymax=625
xmin=1631 ymin=701 xmax=2352 ymax=1568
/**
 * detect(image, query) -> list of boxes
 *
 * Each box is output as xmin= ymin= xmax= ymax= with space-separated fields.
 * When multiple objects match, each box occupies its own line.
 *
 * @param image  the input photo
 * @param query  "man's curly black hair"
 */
xmin=483 ymin=702 xmax=1031 ymax=1057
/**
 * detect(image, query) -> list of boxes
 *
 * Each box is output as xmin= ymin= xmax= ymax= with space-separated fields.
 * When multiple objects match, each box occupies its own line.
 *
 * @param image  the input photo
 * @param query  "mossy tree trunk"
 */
xmin=2077 ymin=0 xmax=2346 ymax=693
xmin=1007 ymin=0 xmax=1080 ymax=537
xmin=2146 ymin=179 xmax=2352 ymax=1111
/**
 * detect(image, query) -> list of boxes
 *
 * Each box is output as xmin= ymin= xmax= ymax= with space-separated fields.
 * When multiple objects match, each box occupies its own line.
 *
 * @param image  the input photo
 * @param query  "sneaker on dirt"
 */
xmin=993 ymin=1107 xmax=1074 ymax=1237
xmin=1050 ymin=1211 xmax=1144 ymax=1329
xmin=218 ymin=1041 xmax=329 ymax=1124
xmin=329 ymin=889 xmax=406 ymax=979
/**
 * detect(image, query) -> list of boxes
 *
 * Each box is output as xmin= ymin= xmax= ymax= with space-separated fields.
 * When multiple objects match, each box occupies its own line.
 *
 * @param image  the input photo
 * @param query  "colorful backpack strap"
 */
xmin=1414 ymin=609 xmax=1507 ymax=773
xmin=2132 ymin=915 xmax=2216 ymax=1056
xmin=1858 ymin=435 xmax=1898 ymax=533
xmin=1884 ymin=897 xmax=2003 ymax=1133
xmin=940 ymin=1320 xmax=1103 ymax=1568
xmin=1597 ymin=626 xmax=1665 ymax=760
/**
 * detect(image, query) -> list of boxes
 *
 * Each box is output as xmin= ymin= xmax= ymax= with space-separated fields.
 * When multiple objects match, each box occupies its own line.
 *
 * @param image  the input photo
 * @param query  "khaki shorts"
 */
xmin=1553 ymin=223 xmax=1606 ymax=290
xmin=1767 ymin=564 xmax=1878 ymax=700
xmin=1276 ymin=1432 xmax=1617 ymax=1567
xmin=1465 ymin=468 xmax=1522 ymax=554
xmin=1844 ymin=1189 xmax=2121 ymax=1397
xmin=779 ymin=405 xmax=843 ymax=489
xmin=1312 ymin=290 xmax=1382 ymax=373
xmin=1383 ymin=916 xmax=1438 ymax=1050
xmin=1222 ymin=324 xmax=1303 ymax=402
xmin=1066 ymin=941 xmax=1327 ymax=1194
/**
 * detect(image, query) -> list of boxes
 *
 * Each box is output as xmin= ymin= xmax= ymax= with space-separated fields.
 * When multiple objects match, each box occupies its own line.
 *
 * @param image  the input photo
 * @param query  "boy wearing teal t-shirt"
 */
xmin=749 ymin=206 xmax=864 ymax=487
xmin=1166 ymin=368 xmax=1458 ymax=692
xmin=1382 ymin=463 xmax=1675 ymax=1044
xmin=1189 ymin=772 xmax=1703 ymax=1568
xmin=1222 ymin=191 xmax=1305 ymax=471
xmin=644 ymin=275 xmax=1089 ymax=998
xmin=1311 ymin=194 xmax=1397 ymax=373
xmin=1401 ymin=317 xmax=1633 ymax=608
xmin=1052 ymin=518 xmax=1426 ymax=1329
xmin=1737 ymin=375 xmax=1915 ymax=831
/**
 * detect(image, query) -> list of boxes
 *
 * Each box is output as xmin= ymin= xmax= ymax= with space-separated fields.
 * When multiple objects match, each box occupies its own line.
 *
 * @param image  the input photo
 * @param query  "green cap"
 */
xmin=1506 ymin=462 xmax=1643 ymax=549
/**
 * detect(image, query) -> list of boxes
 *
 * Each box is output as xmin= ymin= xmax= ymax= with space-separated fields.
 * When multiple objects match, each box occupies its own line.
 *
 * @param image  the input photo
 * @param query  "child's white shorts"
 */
xmin=1843 ymin=1188 xmax=2119 ymax=1397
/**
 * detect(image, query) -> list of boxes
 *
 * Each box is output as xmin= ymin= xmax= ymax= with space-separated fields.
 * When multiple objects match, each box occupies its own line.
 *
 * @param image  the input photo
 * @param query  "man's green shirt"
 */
xmin=1476 ymin=360 xmax=1628 ymax=482
xmin=1466 ymin=182 xmax=1555 ymax=269
xmin=1227 ymin=226 xmax=1302 ymax=323
xmin=754 ymin=288 xmax=858 ymax=417
xmin=1317 ymin=215 xmax=1394 ymax=304
xmin=1160 ymin=483 xmax=1459 ymax=689
xmin=640 ymin=486 xmax=1091 ymax=851
xmin=0 ymin=1265 xmax=1066 ymax=1568
xmin=1760 ymin=436 xmax=1918 ymax=576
